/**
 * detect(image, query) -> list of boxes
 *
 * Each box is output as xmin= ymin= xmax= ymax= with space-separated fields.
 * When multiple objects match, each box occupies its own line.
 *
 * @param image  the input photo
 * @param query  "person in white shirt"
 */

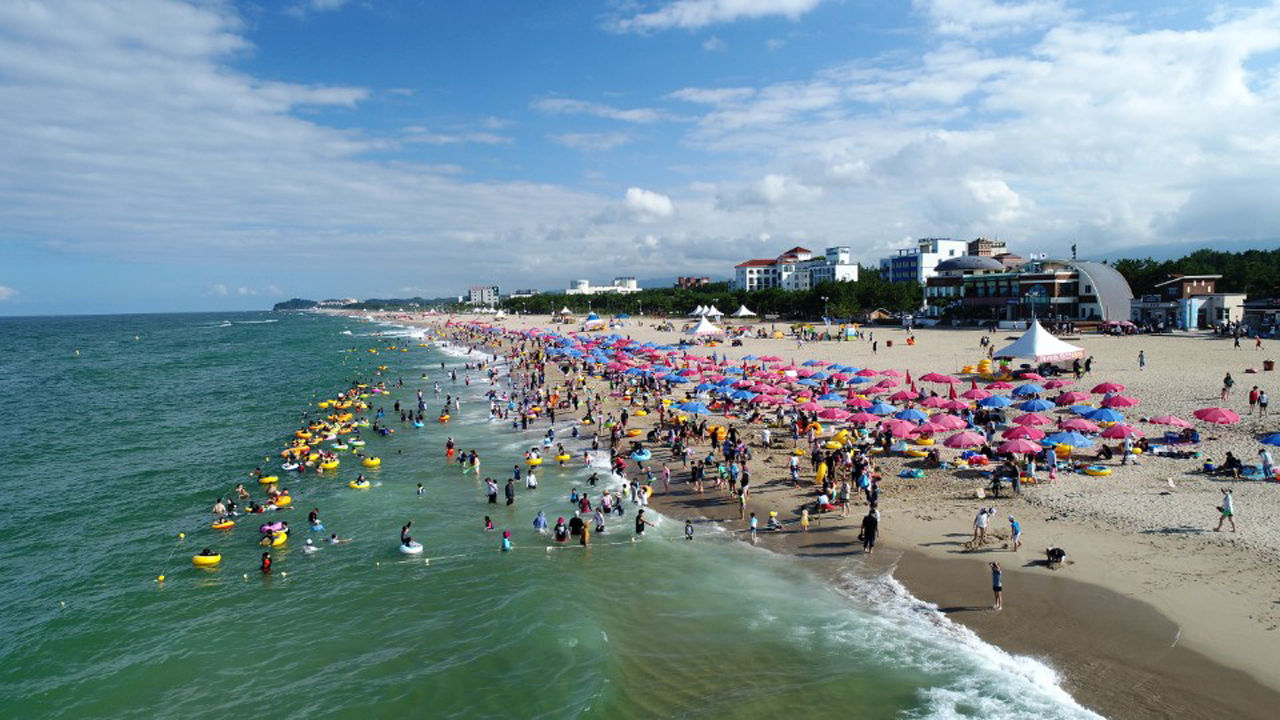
xmin=1215 ymin=488 xmax=1236 ymax=533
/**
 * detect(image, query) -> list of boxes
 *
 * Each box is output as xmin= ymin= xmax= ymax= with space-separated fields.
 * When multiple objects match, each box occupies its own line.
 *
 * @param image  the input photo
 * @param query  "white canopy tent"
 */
xmin=558 ymin=307 xmax=572 ymax=315
xmin=730 ymin=304 xmax=756 ymax=317
xmin=689 ymin=305 xmax=706 ymax=317
xmin=703 ymin=305 xmax=724 ymax=317
xmin=686 ymin=316 xmax=724 ymax=336
xmin=993 ymin=320 xmax=1085 ymax=362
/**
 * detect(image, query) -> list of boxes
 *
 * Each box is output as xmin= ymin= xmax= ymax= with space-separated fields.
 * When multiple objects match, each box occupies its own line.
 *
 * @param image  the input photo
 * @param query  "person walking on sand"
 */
xmin=1221 ymin=373 xmax=1234 ymax=402
xmin=1008 ymin=515 xmax=1021 ymax=552
xmin=1249 ymin=386 xmax=1260 ymax=416
xmin=990 ymin=562 xmax=1003 ymax=611
xmin=972 ymin=507 xmax=989 ymax=545
xmin=860 ymin=507 xmax=878 ymax=555
xmin=1260 ymin=389 xmax=1270 ymax=416
xmin=1260 ymin=448 xmax=1275 ymax=480
xmin=1215 ymin=488 xmax=1236 ymax=533
xmin=1137 ymin=350 xmax=1146 ymax=371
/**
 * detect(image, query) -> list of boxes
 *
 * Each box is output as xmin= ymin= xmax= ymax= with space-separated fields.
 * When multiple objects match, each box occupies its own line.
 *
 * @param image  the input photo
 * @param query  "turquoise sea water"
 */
xmin=0 ymin=311 xmax=1099 ymax=719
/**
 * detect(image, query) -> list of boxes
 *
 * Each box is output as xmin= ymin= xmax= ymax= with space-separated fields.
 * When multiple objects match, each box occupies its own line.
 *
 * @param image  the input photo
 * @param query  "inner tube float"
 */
xmin=823 ymin=441 xmax=843 ymax=450
xmin=259 ymin=521 xmax=285 ymax=534
xmin=362 ymin=457 xmax=382 ymax=468
xmin=192 ymin=554 xmax=221 ymax=567
xmin=310 ymin=523 xmax=324 ymax=532
xmin=271 ymin=532 xmax=288 ymax=547
xmin=554 ymin=454 xmax=571 ymax=462
xmin=626 ymin=428 xmax=643 ymax=437
xmin=400 ymin=541 xmax=423 ymax=555
xmin=320 ymin=460 xmax=340 ymax=471
xmin=349 ymin=480 xmax=371 ymax=489
xmin=580 ymin=418 xmax=594 ymax=425
xmin=904 ymin=449 xmax=929 ymax=458
xmin=915 ymin=437 xmax=935 ymax=446
xmin=1084 ymin=465 xmax=1112 ymax=477
xmin=792 ymin=449 xmax=806 ymax=456
xmin=212 ymin=520 xmax=235 ymax=530
xmin=258 ymin=475 xmax=279 ymax=485
xmin=281 ymin=462 xmax=300 ymax=471
xmin=350 ymin=440 xmax=366 ymax=447
xmin=331 ymin=443 xmax=349 ymax=451
xmin=526 ymin=458 xmax=543 ymax=466
xmin=630 ymin=449 xmax=652 ymax=462
xmin=635 ymin=410 xmax=648 ymax=416
xmin=438 ymin=415 xmax=450 ymax=423
xmin=273 ymin=495 xmax=292 ymax=507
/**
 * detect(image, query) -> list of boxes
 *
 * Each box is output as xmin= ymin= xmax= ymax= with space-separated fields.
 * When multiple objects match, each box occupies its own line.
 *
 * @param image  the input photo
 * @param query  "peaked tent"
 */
xmin=993 ymin=320 xmax=1085 ymax=363
xmin=686 ymin=316 xmax=724 ymax=336
xmin=689 ymin=306 xmax=706 ymax=317
xmin=559 ymin=307 xmax=573 ymax=315
xmin=704 ymin=305 xmax=724 ymax=317
xmin=731 ymin=304 xmax=756 ymax=317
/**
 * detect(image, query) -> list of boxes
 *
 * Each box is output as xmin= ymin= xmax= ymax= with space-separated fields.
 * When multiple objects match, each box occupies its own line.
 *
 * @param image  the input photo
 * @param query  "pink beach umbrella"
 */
xmin=884 ymin=421 xmax=920 ymax=438
xmin=1193 ymin=407 xmax=1240 ymax=425
xmin=847 ymin=412 xmax=880 ymax=424
xmin=1061 ymin=418 xmax=1101 ymax=432
xmin=881 ymin=370 xmax=904 ymax=378
xmin=1003 ymin=425 xmax=1046 ymax=441
xmin=1056 ymin=391 xmax=1090 ymax=405
xmin=1019 ymin=373 xmax=1046 ymax=381
xmin=961 ymin=387 xmax=992 ymax=400
xmin=855 ymin=368 xmax=878 ymax=377
xmin=845 ymin=396 xmax=873 ymax=409
xmin=1148 ymin=414 xmax=1192 ymax=428
xmin=942 ymin=399 xmax=971 ymax=411
xmin=818 ymin=408 xmax=851 ymax=421
xmin=986 ymin=381 xmax=1014 ymax=390
xmin=796 ymin=401 xmax=824 ymax=412
xmin=889 ymin=390 xmax=918 ymax=402
xmin=920 ymin=372 xmax=959 ymax=384
xmin=944 ymin=431 xmax=985 ymax=448
xmin=1102 ymin=395 xmax=1140 ymax=408
xmin=998 ymin=439 xmax=1042 ymax=454
xmin=1091 ymin=382 xmax=1126 ymax=394
xmin=1044 ymin=379 xmax=1074 ymax=389
xmin=921 ymin=396 xmax=950 ymax=408
xmin=875 ymin=379 xmax=900 ymax=389
xmin=930 ymin=414 xmax=968 ymax=430
xmin=1101 ymin=424 xmax=1143 ymax=439
xmin=1013 ymin=413 xmax=1053 ymax=426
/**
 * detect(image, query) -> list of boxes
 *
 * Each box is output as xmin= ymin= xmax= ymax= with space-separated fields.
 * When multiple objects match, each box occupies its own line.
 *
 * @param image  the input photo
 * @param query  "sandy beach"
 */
xmin=365 ymin=310 xmax=1280 ymax=718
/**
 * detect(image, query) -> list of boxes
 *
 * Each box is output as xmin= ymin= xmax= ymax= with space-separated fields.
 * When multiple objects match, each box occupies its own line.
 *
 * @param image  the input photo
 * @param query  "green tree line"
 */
xmin=1113 ymin=247 xmax=1280 ymax=298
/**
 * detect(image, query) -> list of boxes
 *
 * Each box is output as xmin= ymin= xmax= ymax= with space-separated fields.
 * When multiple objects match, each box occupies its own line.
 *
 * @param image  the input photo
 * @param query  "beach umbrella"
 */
xmin=1003 ymin=425 xmax=1046 ymax=441
xmin=979 ymin=396 xmax=1013 ymax=408
xmin=1044 ymin=379 xmax=1074 ymax=389
xmin=1101 ymin=424 xmax=1143 ymax=439
xmin=847 ymin=412 xmax=880 ymax=424
xmin=1148 ymin=414 xmax=1192 ymax=427
xmin=1061 ymin=418 xmax=1101 ymax=432
xmin=883 ymin=419 xmax=920 ymax=438
xmin=1016 ymin=398 xmax=1055 ymax=412
xmin=693 ymin=382 xmax=716 ymax=393
xmin=1193 ymin=407 xmax=1240 ymax=425
xmin=1102 ymin=395 xmax=1140 ymax=408
xmin=961 ymin=387 xmax=992 ymax=400
xmin=985 ymin=381 xmax=1014 ymax=390
xmin=1012 ymin=384 xmax=1045 ymax=396
xmin=1091 ymin=382 xmax=1126 ymax=394
xmin=1068 ymin=404 xmax=1096 ymax=416
xmin=729 ymin=390 xmax=757 ymax=401
xmin=1045 ymin=431 xmax=1095 ymax=447
xmin=855 ymin=368 xmax=878 ymax=377
xmin=881 ymin=370 xmax=904 ymax=378
xmin=930 ymin=414 xmax=967 ymax=430
xmin=920 ymin=372 xmax=959 ymax=384
xmin=845 ymin=396 xmax=873 ymax=409
xmin=1013 ymin=412 xmax=1051 ymax=425
xmin=1085 ymin=408 xmax=1125 ymax=423
xmin=867 ymin=402 xmax=897 ymax=415
xmin=921 ymin=396 xmax=950 ymax=408
xmin=916 ymin=421 xmax=946 ymax=435
xmin=1056 ymin=391 xmax=1090 ymax=405
xmin=874 ymin=379 xmax=900 ymax=389
xmin=817 ymin=393 xmax=843 ymax=402
xmin=894 ymin=408 xmax=929 ymax=422
xmin=889 ymin=390 xmax=918 ymax=403
xmin=1260 ymin=433 xmax=1280 ymax=446
xmin=676 ymin=402 xmax=712 ymax=415
xmin=944 ymin=431 xmax=985 ymax=448
xmin=998 ymin=439 xmax=1042 ymax=454
xmin=796 ymin=401 xmax=824 ymax=412
xmin=760 ymin=355 xmax=782 ymax=362
xmin=817 ymin=408 xmax=851 ymax=421
xmin=942 ymin=399 xmax=971 ymax=411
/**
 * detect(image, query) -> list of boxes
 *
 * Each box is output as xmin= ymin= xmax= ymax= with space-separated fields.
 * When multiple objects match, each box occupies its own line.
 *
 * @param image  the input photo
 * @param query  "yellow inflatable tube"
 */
xmin=192 ymin=554 xmax=221 ymax=567
xmin=362 ymin=457 xmax=382 ymax=468
xmin=258 ymin=475 xmax=279 ymax=485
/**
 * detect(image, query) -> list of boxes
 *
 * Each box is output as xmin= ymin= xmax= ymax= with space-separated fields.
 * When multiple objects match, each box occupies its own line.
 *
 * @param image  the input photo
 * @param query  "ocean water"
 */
xmin=0 ymin=311 xmax=1099 ymax=719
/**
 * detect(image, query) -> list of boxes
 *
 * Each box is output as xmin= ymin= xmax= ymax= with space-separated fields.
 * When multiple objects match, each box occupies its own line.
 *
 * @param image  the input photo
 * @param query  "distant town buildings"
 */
xmin=467 ymin=285 xmax=500 ymax=306
xmin=732 ymin=246 xmax=859 ymax=291
xmin=507 ymin=289 xmax=540 ymax=298
xmin=317 ymin=298 xmax=359 ymax=307
xmin=1130 ymin=275 xmax=1244 ymax=329
xmin=565 ymin=277 xmax=641 ymax=295
xmin=675 ymin=276 xmax=711 ymax=289
xmin=924 ymin=257 xmax=1133 ymax=322
xmin=879 ymin=237 xmax=1010 ymax=284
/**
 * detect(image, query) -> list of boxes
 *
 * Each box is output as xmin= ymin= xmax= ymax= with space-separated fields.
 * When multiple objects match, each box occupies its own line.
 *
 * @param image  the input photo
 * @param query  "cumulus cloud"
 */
xmin=702 ymin=35 xmax=727 ymax=51
xmin=913 ymin=0 xmax=1068 ymax=36
xmin=625 ymin=187 xmax=676 ymax=219
xmin=0 ymin=285 xmax=17 ymax=301
xmin=722 ymin=173 xmax=824 ymax=208
xmin=553 ymin=132 xmax=634 ymax=151
xmin=210 ymin=284 xmax=229 ymax=297
xmin=402 ymin=126 xmax=513 ymax=145
xmin=612 ymin=0 xmax=826 ymax=33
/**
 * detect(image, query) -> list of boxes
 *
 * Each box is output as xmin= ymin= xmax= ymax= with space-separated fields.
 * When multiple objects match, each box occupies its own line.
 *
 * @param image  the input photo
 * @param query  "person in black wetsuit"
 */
xmin=634 ymin=509 xmax=653 ymax=535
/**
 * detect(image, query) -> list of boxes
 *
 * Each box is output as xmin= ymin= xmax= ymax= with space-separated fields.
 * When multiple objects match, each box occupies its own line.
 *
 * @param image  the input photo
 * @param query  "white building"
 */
xmin=564 ymin=277 xmax=641 ymax=295
xmin=467 ymin=285 xmax=500 ymax=305
xmin=878 ymin=238 xmax=968 ymax=284
xmin=733 ymin=246 xmax=859 ymax=292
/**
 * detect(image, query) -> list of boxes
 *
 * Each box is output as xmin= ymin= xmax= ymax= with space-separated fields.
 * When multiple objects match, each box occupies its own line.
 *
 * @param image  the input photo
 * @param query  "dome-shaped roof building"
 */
xmin=934 ymin=255 xmax=1007 ymax=274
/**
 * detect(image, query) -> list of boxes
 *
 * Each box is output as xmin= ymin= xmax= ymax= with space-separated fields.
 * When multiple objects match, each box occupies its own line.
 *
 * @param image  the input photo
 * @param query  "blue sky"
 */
xmin=3 ymin=0 xmax=1280 ymax=314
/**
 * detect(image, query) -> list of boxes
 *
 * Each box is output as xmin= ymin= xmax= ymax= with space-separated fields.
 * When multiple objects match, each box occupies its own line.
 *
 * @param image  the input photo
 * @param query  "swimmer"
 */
xmin=533 ymin=511 xmax=548 ymax=533
xmin=553 ymin=517 xmax=569 ymax=543
xmin=484 ymin=516 xmax=494 ymax=531
xmin=260 ymin=551 xmax=272 ymax=574
xmin=501 ymin=531 xmax=512 ymax=552
xmin=417 ymin=483 xmax=425 ymax=496
xmin=308 ymin=508 xmax=319 ymax=525
xmin=303 ymin=538 xmax=319 ymax=554
xmin=236 ymin=484 xmax=250 ymax=500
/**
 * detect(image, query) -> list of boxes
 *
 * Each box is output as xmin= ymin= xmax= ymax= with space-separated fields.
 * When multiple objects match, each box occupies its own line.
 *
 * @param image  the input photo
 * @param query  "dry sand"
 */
xmin=360 ymin=310 xmax=1280 ymax=717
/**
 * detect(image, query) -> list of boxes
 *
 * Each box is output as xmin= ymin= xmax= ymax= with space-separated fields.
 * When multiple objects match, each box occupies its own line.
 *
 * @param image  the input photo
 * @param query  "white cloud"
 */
xmin=612 ymin=0 xmax=826 ymax=32
xmin=286 ymin=0 xmax=349 ymax=18
xmin=766 ymin=37 xmax=786 ymax=51
xmin=266 ymin=284 xmax=283 ymax=295
xmin=211 ymin=283 xmax=229 ymax=297
xmin=722 ymin=173 xmax=824 ymax=208
xmin=532 ymin=97 xmax=667 ymax=123
xmin=668 ymin=86 xmax=756 ymax=104
xmin=402 ymin=126 xmax=512 ymax=145
xmin=625 ymin=187 xmax=675 ymax=219
xmin=236 ymin=286 xmax=256 ymax=296
xmin=0 ymin=285 xmax=17 ymax=301
xmin=553 ymin=132 xmax=634 ymax=151
xmin=913 ymin=0 xmax=1068 ymax=37
xmin=702 ymin=35 xmax=727 ymax=51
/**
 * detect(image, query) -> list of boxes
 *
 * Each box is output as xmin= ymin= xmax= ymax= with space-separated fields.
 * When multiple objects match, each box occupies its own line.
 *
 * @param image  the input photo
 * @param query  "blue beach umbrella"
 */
xmin=1017 ymin=399 xmax=1055 ymax=412
xmin=1011 ymin=384 xmax=1045 ymax=396
xmin=802 ymin=360 xmax=822 ymax=366
xmin=868 ymin=402 xmax=897 ymax=415
xmin=730 ymin=390 xmax=757 ymax=401
xmin=1086 ymin=408 xmax=1125 ymax=423
xmin=1044 ymin=431 xmax=1095 ymax=447
xmin=796 ymin=379 xmax=820 ymax=386
xmin=979 ymin=396 xmax=1013 ymax=408
xmin=1261 ymin=433 xmax=1280 ymax=446
xmin=742 ymin=354 xmax=758 ymax=360
xmin=817 ymin=393 xmax=843 ymax=402
xmin=724 ymin=367 xmax=744 ymax=375
xmin=1068 ymin=404 xmax=1095 ymax=416
xmin=693 ymin=382 xmax=716 ymax=393
xmin=677 ymin=402 xmax=712 ymax=414
xmin=894 ymin=408 xmax=928 ymax=422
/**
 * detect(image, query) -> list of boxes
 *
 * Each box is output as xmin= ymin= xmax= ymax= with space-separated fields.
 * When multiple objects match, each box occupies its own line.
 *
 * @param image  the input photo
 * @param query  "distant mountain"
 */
xmin=272 ymin=298 xmax=318 ymax=311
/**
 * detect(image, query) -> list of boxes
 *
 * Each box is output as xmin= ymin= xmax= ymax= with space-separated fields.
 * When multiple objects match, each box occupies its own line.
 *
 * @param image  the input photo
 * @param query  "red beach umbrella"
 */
xmin=930 ymin=414 xmax=967 ymax=430
xmin=1091 ymin=382 xmax=1126 ymax=394
xmin=1044 ymin=379 xmax=1073 ymax=389
xmin=1013 ymin=413 xmax=1053 ymax=426
xmin=942 ymin=399 xmax=971 ymax=411
xmin=1193 ymin=407 xmax=1240 ymax=425
xmin=1101 ymin=424 xmax=1143 ymax=439
xmin=1002 ymin=425 xmax=1046 ymax=441
xmin=986 ymin=381 xmax=1014 ymax=390
xmin=1056 ymin=391 xmax=1090 ymax=405
xmin=847 ymin=412 xmax=880 ymax=424
xmin=817 ymin=408 xmax=851 ymax=421
xmin=998 ymin=439 xmax=1042 ymax=454
xmin=921 ymin=396 xmax=949 ymax=408
xmin=1061 ymin=418 xmax=1101 ymax=432
xmin=961 ymin=388 xmax=991 ymax=400
xmin=920 ymin=372 xmax=958 ymax=383
xmin=1148 ymin=414 xmax=1192 ymax=427
xmin=1102 ymin=395 xmax=1140 ymax=408
xmin=845 ymin=396 xmax=873 ymax=409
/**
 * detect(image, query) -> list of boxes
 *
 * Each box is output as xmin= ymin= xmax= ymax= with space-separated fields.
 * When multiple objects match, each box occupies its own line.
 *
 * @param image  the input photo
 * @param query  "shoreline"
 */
xmin=356 ymin=309 xmax=1280 ymax=718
